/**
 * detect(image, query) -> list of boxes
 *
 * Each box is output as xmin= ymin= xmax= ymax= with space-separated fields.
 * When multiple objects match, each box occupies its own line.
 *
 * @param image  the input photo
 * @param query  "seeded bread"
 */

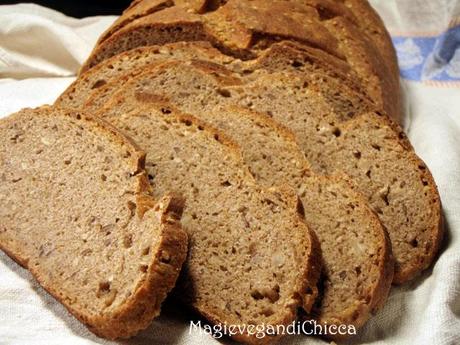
xmin=93 ymin=105 xmax=321 ymax=343
xmin=79 ymin=0 xmax=401 ymax=121
xmin=99 ymin=80 xmax=394 ymax=334
xmin=85 ymin=60 xmax=442 ymax=283
xmin=0 ymin=106 xmax=188 ymax=339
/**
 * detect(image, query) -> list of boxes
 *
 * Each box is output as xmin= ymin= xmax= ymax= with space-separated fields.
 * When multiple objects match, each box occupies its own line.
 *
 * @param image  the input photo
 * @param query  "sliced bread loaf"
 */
xmin=100 ymin=85 xmax=394 ymax=334
xmin=94 ymin=105 xmax=321 ymax=343
xmin=85 ymin=60 xmax=442 ymax=284
xmin=79 ymin=0 xmax=400 ymax=121
xmin=0 ymin=106 xmax=188 ymax=339
xmin=226 ymin=73 xmax=442 ymax=284
xmin=57 ymin=42 xmax=231 ymax=109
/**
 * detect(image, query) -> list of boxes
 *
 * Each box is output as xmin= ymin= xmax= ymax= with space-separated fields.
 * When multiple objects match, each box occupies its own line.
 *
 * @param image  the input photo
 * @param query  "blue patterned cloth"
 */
xmin=393 ymin=25 xmax=460 ymax=81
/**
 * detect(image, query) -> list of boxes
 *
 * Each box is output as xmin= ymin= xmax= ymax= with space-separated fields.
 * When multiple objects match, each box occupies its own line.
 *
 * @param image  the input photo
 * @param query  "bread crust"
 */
xmin=79 ymin=0 xmax=401 ymax=123
xmin=0 ymin=106 xmax=189 ymax=339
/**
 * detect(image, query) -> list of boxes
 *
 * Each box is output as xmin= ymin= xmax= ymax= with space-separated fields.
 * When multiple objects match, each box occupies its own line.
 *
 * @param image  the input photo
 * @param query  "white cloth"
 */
xmin=0 ymin=2 xmax=459 ymax=345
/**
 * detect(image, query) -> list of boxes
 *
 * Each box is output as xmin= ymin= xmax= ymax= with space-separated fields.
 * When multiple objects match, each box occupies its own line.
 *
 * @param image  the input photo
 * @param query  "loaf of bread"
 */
xmin=0 ymin=106 xmax=188 ymax=339
xmin=99 ymin=82 xmax=394 ymax=334
xmin=80 ymin=0 xmax=401 ymax=122
xmin=84 ymin=59 xmax=442 ymax=284
xmin=94 ymin=105 xmax=322 ymax=343
xmin=2 ymin=0 xmax=445 ymax=343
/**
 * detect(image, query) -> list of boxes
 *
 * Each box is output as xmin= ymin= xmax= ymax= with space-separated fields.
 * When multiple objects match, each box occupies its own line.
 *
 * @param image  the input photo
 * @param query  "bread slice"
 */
xmin=96 ymin=0 xmax=215 ymax=46
xmin=0 ymin=106 xmax=188 ymax=339
xmin=85 ymin=60 xmax=442 ymax=284
xmin=100 ymin=79 xmax=394 ymax=334
xmin=57 ymin=42 xmax=232 ymax=109
xmin=93 ymin=105 xmax=321 ymax=343
xmin=79 ymin=0 xmax=400 ymax=121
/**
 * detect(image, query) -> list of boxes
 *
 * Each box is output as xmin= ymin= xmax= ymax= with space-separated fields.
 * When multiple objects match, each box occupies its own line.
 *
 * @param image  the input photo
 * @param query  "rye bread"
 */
xmin=79 ymin=0 xmax=401 ymax=121
xmin=0 ymin=106 xmax=188 ymax=339
xmin=85 ymin=60 xmax=442 ymax=284
xmin=61 ymin=41 xmax=372 ymax=111
xmin=56 ymin=42 xmax=232 ymax=109
xmin=100 ymin=82 xmax=394 ymax=334
xmin=94 ymin=105 xmax=322 ymax=343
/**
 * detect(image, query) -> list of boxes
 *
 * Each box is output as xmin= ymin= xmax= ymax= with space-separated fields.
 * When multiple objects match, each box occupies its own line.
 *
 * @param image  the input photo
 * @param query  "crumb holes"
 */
xmin=214 ymin=134 xmax=220 ymax=141
xmin=305 ymin=287 xmax=313 ymax=295
xmin=332 ymin=128 xmax=341 ymax=137
xmin=161 ymin=107 xmax=172 ymax=114
xmin=91 ymin=79 xmax=107 ymax=89
xmin=231 ymin=246 xmax=236 ymax=254
xmin=339 ymin=271 xmax=347 ymax=280
xmin=198 ymin=125 xmax=204 ymax=131
xmin=217 ymin=88 xmax=231 ymax=97
xmin=123 ymin=234 xmax=133 ymax=248
xmin=371 ymin=143 xmax=381 ymax=151
xmin=365 ymin=169 xmax=371 ymax=179
xmin=76 ymin=114 xmax=81 ymax=120
xmin=302 ymin=81 xmax=309 ymax=88
xmin=353 ymin=151 xmax=361 ymax=159
xmin=184 ymin=119 xmax=192 ymax=126
xmin=97 ymin=281 xmax=111 ymax=297
xmin=422 ymin=179 xmax=428 ymax=186
xmin=219 ymin=265 xmax=228 ymax=272
xmin=64 ymin=159 xmax=71 ymax=165
xmin=317 ymin=6 xmax=336 ymax=20
xmin=148 ymin=174 xmax=154 ymax=181
xmin=410 ymin=239 xmax=418 ymax=248
xmin=251 ymin=285 xmax=280 ymax=303
xmin=266 ymin=111 xmax=274 ymax=117
xmin=261 ymin=308 xmax=275 ymax=317
xmin=101 ymin=174 xmax=107 ymax=181
xmin=142 ymin=247 xmax=150 ymax=256
xmin=355 ymin=266 xmax=362 ymax=275
xmin=250 ymin=289 xmax=264 ymax=300
xmin=139 ymin=264 xmax=148 ymax=273
xmin=291 ymin=60 xmax=304 ymax=68
xmin=221 ymin=180 xmax=232 ymax=187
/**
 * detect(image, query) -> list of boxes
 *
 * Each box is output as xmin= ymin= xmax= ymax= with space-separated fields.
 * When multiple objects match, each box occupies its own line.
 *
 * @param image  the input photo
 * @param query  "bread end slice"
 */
xmin=0 ymin=106 xmax=188 ymax=339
